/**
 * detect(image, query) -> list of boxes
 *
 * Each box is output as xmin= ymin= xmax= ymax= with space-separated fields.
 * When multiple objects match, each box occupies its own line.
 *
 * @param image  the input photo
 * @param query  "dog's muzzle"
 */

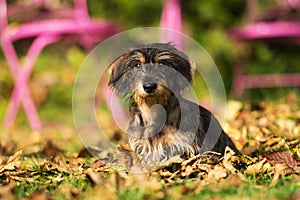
xmin=143 ymin=82 xmax=157 ymax=94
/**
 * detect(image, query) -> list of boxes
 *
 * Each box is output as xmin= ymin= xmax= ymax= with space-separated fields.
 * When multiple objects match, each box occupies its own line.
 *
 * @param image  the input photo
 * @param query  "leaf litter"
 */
xmin=0 ymin=93 xmax=299 ymax=199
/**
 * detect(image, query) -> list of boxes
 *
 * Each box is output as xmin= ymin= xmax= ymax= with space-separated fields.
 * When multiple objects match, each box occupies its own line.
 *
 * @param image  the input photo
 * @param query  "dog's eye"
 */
xmin=158 ymin=62 xmax=166 ymax=66
xmin=134 ymin=63 xmax=142 ymax=68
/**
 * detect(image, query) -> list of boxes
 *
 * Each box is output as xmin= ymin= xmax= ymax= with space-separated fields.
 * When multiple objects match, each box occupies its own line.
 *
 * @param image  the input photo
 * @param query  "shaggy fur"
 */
xmin=109 ymin=43 xmax=239 ymax=168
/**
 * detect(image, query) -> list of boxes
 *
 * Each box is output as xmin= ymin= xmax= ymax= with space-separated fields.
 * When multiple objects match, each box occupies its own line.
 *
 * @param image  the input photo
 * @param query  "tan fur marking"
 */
xmin=133 ymin=84 xmax=171 ymax=124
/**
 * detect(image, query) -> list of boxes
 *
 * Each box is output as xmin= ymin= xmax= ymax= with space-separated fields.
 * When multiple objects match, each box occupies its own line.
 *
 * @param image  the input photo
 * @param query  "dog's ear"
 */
xmin=173 ymin=54 xmax=194 ymax=83
xmin=158 ymin=43 xmax=194 ymax=85
xmin=108 ymin=53 xmax=132 ymax=96
xmin=170 ymin=51 xmax=195 ymax=92
xmin=109 ymin=54 xmax=127 ymax=86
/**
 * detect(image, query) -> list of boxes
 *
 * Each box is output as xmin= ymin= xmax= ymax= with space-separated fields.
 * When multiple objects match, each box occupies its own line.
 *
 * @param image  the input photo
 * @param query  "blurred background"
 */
xmin=0 ymin=0 xmax=299 ymax=133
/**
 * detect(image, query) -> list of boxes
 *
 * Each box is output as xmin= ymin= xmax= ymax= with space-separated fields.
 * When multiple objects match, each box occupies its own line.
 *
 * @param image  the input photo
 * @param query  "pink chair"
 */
xmin=0 ymin=0 xmax=118 ymax=131
xmin=229 ymin=0 xmax=300 ymax=96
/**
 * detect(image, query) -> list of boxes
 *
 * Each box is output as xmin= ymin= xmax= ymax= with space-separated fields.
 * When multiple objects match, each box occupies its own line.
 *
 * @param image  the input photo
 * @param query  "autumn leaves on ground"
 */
xmin=0 ymin=93 xmax=300 ymax=200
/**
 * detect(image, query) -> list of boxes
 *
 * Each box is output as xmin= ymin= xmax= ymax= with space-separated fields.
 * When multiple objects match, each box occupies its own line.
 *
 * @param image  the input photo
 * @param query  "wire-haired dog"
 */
xmin=109 ymin=43 xmax=239 ymax=168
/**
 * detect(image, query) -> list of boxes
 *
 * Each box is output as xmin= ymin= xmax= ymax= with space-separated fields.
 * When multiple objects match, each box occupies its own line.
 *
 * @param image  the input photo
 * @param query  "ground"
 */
xmin=0 ymin=93 xmax=299 ymax=200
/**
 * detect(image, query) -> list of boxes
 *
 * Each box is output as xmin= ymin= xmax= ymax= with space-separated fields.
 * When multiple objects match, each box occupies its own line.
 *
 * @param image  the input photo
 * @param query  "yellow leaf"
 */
xmin=0 ymin=149 xmax=22 ymax=173
xmin=264 ymin=137 xmax=282 ymax=147
xmin=245 ymin=158 xmax=266 ymax=175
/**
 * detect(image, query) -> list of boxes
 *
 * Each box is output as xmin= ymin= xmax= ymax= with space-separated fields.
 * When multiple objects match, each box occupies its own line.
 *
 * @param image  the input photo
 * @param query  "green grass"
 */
xmin=116 ymin=175 xmax=299 ymax=200
xmin=12 ymin=155 xmax=87 ymax=198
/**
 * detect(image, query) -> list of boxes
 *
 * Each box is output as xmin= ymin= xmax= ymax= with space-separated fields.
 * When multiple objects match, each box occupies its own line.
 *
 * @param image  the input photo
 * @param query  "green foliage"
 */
xmin=86 ymin=0 xmax=300 ymax=97
xmin=88 ymin=0 xmax=163 ymax=27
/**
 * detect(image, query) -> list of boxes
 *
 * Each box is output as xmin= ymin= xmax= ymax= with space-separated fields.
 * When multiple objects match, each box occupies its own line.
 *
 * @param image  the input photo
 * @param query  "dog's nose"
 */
xmin=143 ymin=83 xmax=157 ymax=94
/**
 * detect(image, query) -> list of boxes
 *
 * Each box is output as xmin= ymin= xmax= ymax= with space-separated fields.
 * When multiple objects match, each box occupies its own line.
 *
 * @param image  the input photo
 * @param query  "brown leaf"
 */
xmin=7 ymin=175 xmax=35 ymax=183
xmin=269 ymin=163 xmax=293 ymax=187
xmin=91 ymin=160 xmax=106 ymax=169
xmin=86 ymin=168 xmax=103 ymax=185
xmin=4 ymin=170 xmax=26 ymax=176
xmin=222 ymin=147 xmax=245 ymax=181
xmin=223 ymin=147 xmax=238 ymax=174
xmin=197 ymin=164 xmax=211 ymax=173
xmin=159 ymin=170 xmax=173 ymax=177
xmin=264 ymin=151 xmax=300 ymax=167
xmin=181 ymin=155 xmax=200 ymax=170
xmin=181 ymin=165 xmax=197 ymax=177
xmin=151 ymin=155 xmax=183 ymax=171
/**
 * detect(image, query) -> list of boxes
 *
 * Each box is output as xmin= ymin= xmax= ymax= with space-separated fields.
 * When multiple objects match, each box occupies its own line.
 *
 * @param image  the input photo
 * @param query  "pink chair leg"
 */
xmin=160 ymin=0 xmax=182 ymax=49
xmin=5 ymin=75 xmax=42 ymax=130
xmin=2 ymin=34 xmax=60 ymax=130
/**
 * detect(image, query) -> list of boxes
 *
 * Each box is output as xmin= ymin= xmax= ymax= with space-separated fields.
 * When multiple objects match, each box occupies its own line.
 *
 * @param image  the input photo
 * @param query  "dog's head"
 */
xmin=108 ymin=43 xmax=194 ymax=104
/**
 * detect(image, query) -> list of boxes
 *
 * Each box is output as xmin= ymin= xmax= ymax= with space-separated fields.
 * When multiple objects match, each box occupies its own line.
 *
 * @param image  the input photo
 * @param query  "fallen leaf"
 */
xmin=91 ymin=159 xmax=106 ymax=169
xmin=181 ymin=165 xmax=197 ymax=177
xmin=223 ymin=147 xmax=239 ymax=174
xmin=86 ymin=168 xmax=103 ymax=185
xmin=245 ymin=158 xmax=267 ymax=175
xmin=159 ymin=170 xmax=173 ymax=177
xmin=181 ymin=155 xmax=200 ymax=170
xmin=207 ymin=166 xmax=227 ymax=180
xmin=269 ymin=163 xmax=292 ymax=187
xmin=151 ymin=155 xmax=183 ymax=171
xmin=264 ymin=151 xmax=300 ymax=167
xmin=0 ymin=150 xmax=22 ymax=174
